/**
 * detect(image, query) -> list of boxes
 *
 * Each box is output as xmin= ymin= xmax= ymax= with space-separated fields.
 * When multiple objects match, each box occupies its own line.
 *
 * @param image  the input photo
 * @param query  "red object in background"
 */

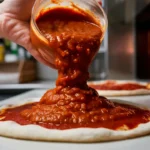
xmin=99 ymin=1 xmax=102 ymax=5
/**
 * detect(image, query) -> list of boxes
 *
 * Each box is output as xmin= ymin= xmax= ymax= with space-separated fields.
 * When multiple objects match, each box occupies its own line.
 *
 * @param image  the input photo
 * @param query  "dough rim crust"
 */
xmin=0 ymin=120 xmax=150 ymax=142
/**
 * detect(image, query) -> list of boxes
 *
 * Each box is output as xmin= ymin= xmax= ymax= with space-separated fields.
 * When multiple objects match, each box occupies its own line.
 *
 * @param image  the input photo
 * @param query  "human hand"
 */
xmin=0 ymin=0 xmax=54 ymax=67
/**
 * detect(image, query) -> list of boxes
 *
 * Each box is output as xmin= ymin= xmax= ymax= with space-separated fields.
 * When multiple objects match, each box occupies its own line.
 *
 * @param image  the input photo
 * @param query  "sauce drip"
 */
xmin=36 ymin=7 xmax=102 ymax=87
xmin=0 ymin=7 xmax=150 ymax=130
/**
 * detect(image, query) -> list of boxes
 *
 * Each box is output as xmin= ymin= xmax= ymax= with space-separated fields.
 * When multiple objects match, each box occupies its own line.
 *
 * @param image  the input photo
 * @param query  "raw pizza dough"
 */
xmin=88 ymin=80 xmax=150 ymax=97
xmin=0 ymin=98 xmax=150 ymax=142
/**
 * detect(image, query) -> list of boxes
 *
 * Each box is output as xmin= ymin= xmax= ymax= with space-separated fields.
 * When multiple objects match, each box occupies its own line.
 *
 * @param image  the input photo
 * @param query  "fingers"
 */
xmin=0 ymin=0 xmax=36 ymax=21
xmin=0 ymin=15 xmax=56 ymax=69
xmin=20 ymin=28 xmax=56 ymax=69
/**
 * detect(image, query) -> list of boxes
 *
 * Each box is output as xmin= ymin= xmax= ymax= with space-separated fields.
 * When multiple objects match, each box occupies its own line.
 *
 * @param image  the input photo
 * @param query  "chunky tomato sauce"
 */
xmin=89 ymin=81 xmax=148 ymax=90
xmin=0 ymin=7 xmax=150 ymax=130
xmin=1 ymin=100 xmax=150 ymax=130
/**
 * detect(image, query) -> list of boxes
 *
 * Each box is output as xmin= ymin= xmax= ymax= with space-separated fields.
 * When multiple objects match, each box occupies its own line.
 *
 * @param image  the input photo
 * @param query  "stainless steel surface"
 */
xmin=108 ymin=23 xmax=134 ymax=79
xmin=0 ymin=81 xmax=55 ymax=101
xmin=106 ymin=0 xmax=150 ymax=80
xmin=0 ymin=95 xmax=17 ymax=101
xmin=106 ymin=0 xmax=135 ymax=80
xmin=89 ymin=53 xmax=108 ymax=80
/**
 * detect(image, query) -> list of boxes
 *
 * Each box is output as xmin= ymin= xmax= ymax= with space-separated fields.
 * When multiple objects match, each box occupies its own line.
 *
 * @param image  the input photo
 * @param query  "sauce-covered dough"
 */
xmin=89 ymin=81 xmax=148 ymax=90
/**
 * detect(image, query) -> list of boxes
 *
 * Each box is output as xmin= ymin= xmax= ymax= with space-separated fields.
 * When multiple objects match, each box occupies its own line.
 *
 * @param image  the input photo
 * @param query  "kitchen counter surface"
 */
xmin=0 ymin=80 xmax=55 ymax=90
xmin=0 ymin=80 xmax=55 ymax=101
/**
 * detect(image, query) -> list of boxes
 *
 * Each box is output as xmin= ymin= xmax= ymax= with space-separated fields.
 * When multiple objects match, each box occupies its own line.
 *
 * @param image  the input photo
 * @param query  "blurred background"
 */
xmin=0 ymin=0 xmax=150 ymax=99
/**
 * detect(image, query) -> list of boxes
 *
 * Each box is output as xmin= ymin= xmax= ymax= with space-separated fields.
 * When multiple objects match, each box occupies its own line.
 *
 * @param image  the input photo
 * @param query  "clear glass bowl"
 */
xmin=30 ymin=0 xmax=108 ymax=68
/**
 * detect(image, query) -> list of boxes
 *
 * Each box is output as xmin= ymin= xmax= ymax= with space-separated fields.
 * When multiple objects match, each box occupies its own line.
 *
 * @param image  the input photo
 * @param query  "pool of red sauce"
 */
xmin=1 ymin=102 xmax=150 ymax=130
xmin=0 ymin=8 xmax=150 ymax=131
xmin=89 ymin=83 xmax=147 ymax=90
